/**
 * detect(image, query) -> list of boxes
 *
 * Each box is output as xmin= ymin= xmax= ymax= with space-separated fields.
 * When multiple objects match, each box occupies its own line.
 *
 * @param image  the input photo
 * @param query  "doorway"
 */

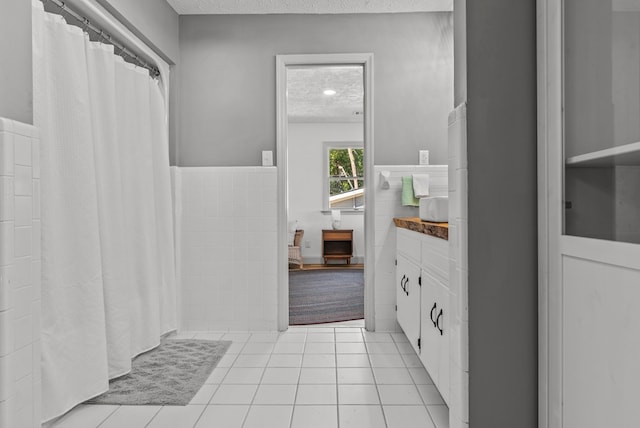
xmin=276 ymin=54 xmax=374 ymax=331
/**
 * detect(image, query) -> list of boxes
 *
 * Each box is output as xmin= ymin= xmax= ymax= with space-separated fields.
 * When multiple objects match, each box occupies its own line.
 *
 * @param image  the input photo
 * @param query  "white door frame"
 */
xmin=538 ymin=1 xmax=564 ymax=426
xmin=275 ymin=53 xmax=375 ymax=331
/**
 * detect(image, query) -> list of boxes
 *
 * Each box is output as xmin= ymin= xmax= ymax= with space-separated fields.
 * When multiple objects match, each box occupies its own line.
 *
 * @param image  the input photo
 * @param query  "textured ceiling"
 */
xmin=166 ymin=0 xmax=452 ymax=15
xmin=287 ymin=66 xmax=363 ymax=122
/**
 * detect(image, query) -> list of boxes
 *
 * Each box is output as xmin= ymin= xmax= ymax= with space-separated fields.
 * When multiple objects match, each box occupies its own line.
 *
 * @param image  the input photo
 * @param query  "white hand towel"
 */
xmin=412 ymin=174 xmax=430 ymax=198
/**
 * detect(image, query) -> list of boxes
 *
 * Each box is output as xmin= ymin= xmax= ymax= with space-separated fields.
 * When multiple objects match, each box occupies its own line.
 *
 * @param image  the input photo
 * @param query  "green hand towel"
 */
xmin=402 ymin=176 xmax=419 ymax=206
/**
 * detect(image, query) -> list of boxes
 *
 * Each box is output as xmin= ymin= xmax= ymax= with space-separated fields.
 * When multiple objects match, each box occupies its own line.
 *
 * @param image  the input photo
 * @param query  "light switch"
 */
xmin=262 ymin=151 xmax=273 ymax=166
xmin=419 ymin=150 xmax=430 ymax=165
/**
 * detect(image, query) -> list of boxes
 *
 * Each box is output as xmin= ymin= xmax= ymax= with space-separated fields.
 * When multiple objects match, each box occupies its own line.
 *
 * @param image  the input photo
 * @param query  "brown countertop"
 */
xmin=393 ymin=217 xmax=448 ymax=241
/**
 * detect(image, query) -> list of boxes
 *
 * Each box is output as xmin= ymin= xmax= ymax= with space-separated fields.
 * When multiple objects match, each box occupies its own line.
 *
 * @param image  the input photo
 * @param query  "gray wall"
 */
xmin=97 ymin=0 xmax=179 ymax=64
xmin=177 ymin=13 xmax=453 ymax=167
xmin=460 ymin=1 xmax=539 ymax=427
xmin=0 ymin=0 xmax=33 ymax=124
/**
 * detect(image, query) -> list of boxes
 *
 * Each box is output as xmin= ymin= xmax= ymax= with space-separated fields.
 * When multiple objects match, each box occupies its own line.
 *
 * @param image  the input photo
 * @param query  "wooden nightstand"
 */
xmin=322 ymin=229 xmax=353 ymax=265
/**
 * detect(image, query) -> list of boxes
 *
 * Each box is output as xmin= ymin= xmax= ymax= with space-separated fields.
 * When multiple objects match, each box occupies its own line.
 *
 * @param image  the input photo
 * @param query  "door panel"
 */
xmin=397 ymin=255 xmax=421 ymax=354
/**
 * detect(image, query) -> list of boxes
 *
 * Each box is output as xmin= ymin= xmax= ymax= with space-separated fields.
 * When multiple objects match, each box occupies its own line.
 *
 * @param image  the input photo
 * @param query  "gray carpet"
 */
xmin=87 ymin=339 xmax=231 ymax=405
xmin=289 ymin=268 xmax=364 ymax=325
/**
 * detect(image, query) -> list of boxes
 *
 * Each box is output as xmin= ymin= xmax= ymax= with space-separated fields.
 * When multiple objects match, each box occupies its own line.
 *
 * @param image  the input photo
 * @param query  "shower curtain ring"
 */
xmin=82 ymin=18 xmax=90 ymax=34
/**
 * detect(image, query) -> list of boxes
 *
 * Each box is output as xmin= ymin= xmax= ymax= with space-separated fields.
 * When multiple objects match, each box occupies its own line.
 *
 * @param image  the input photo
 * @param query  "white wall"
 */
xmin=178 ymin=167 xmax=278 ymax=331
xmin=373 ymin=165 xmax=448 ymax=332
xmin=177 ymin=12 xmax=453 ymax=167
xmin=0 ymin=118 xmax=41 ymax=428
xmin=288 ymin=123 xmax=364 ymax=264
xmin=448 ymin=104 xmax=469 ymax=428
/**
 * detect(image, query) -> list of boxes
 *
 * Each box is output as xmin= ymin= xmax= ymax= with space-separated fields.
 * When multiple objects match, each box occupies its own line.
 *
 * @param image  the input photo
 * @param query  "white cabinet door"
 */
xmin=420 ymin=269 xmax=440 ymax=384
xmin=396 ymin=255 xmax=422 ymax=354
xmin=435 ymin=279 xmax=450 ymax=404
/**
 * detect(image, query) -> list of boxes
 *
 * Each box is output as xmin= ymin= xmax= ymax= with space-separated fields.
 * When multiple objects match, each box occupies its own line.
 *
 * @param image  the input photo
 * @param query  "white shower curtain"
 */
xmin=32 ymin=1 xmax=177 ymax=422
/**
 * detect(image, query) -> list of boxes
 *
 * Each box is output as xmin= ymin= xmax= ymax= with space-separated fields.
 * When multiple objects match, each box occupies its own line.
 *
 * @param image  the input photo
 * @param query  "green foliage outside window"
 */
xmin=329 ymin=148 xmax=364 ymax=196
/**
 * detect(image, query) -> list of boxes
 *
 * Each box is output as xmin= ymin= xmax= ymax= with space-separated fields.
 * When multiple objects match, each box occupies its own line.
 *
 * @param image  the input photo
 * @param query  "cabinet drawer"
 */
xmin=421 ymin=234 xmax=448 ymax=284
xmin=323 ymin=230 xmax=352 ymax=241
xmin=397 ymin=228 xmax=422 ymax=264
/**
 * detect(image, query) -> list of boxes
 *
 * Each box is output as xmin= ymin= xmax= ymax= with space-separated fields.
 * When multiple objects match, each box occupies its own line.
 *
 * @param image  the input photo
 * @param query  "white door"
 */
xmin=396 ymin=255 xmax=422 ymax=354
xmin=420 ymin=269 xmax=440 ymax=385
xmin=539 ymin=1 xmax=640 ymax=427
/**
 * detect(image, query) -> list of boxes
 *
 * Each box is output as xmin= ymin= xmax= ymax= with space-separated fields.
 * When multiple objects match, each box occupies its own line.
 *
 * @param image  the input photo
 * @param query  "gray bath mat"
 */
xmin=87 ymin=339 xmax=231 ymax=405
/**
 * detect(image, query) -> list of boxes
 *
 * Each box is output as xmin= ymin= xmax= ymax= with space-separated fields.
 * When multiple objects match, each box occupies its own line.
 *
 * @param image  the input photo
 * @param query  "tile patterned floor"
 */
xmin=48 ymin=325 xmax=448 ymax=428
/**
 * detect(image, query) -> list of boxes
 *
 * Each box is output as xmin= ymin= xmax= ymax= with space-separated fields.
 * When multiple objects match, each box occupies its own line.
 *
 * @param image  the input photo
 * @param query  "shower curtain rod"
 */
xmin=40 ymin=0 xmax=160 ymax=77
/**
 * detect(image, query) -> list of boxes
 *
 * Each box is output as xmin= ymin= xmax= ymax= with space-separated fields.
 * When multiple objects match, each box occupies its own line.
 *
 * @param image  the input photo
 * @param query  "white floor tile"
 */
xmin=306 ymin=333 xmax=335 ymax=342
xmin=261 ymin=367 xmax=301 ymax=384
xmin=241 ymin=342 xmax=275 ymax=354
xmin=378 ymin=384 xmax=424 ymax=405
xmin=232 ymin=354 xmax=270 ymax=368
xmin=210 ymin=385 xmax=258 ymax=405
xmin=362 ymin=332 xmax=394 ymax=343
xmin=206 ymin=367 xmax=229 ymax=384
xmin=369 ymin=353 xmax=405 ymax=368
xmin=384 ymin=405 xmax=435 ymax=428
xmin=336 ymin=342 xmax=367 ymax=354
xmin=98 ymin=405 xmax=161 ymax=428
xmin=146 ymin=405 xmax=206 ymax=428
xmin=409 ymin=367 xmax=434 ymax=385
xmin=193 ymin=405 xmax=248 ymax=428
xmin=49 ymin=405 xmax=118 ymax=428
xmin=194 ymin=332 xmax=224 ymax=340
xmin=366 ymin=342 xmax=400 ymax=354
xmin=302 ymin=354 xmax=336 ymax=368
xmin=295 ymin=384 xmax=337 ymax=405
xmin=332 ymin=327 xmax=362 ymax=332
xmin=248 ymin=332 xmax=281 ymax=342
xmin=303 ymin=327 xmax=334 ymax=333
xmin=373 ymin=367 xmax=414 ymax=384
xmin=253 ymin=384 xmax=298 ymax=405
xmin=48 ymin=327 xmax=449 ymax=428
xmin=272 ymin=341 xmax=305 ymax=354
xmin=299 ymin=367 xmax=337 ymax=384
xmin=268 ymin=354 xmax=303 ymax=367
xmin=221 ymin=333 xmax=251 ymax=342
xmin=396 ymin=341 xmax=418 ymax=355
xmin=335 ymin=333 xmax=364 ymax=342
xmin=338 ymin=385 xmax=380 ymax=405
xmin=338 ymin=405 xmax=386 ymax=428
xmin=304 ymin=342 xmax=336 ymax=354
xmin=418 ymin=385 xmax=445 ymax=405
xmin=226 ymin=343 xmax=246 ymax=353
xmin=277 ymin=333 xmax=306 ymax=343
xmin=401 ymin=353 xmax=424 ymax=368
xmin=243 ymin=405 xmax=293 ymax=428
xmin=337 ymin=367 xmax=375 ymax=384
xmin=189 ymin=384 xmax=219 ymax=404
xmin=427 ymin=405 xmax=449 ymax=428
xmin=336 ymin=354 xmax=370 ymax=368
xmin=290 ymin=405 xmax=338 ymax=428
xmin=216 ymin=354 xmax=239 ymax=368
xmin=222 ymin=367 xmax=264 ymax=384
xmin=390 ymin=333 xmax=409 ymax=343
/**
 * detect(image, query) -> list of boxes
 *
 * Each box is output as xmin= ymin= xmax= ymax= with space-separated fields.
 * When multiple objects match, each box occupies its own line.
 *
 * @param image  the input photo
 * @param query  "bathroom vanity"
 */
xmin=394 ymin=217 xmax=450 ymax=405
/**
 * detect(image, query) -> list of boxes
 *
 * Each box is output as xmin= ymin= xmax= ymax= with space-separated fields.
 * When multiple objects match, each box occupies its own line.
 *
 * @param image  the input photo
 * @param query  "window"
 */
xmin=324 ymin=142 xmax=364 ymax=210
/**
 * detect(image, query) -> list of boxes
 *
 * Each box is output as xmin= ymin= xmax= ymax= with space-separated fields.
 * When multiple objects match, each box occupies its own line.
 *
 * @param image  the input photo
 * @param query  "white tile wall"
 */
xmin=0 ymin=118 xmax=41 ymax=428
xmin=177 ymin=167 xmax=278 ymax=332
xmin=448 ymin=104 xmax=469 ymax=428
xmin=373 ymin=165 xmax=448 ymax=332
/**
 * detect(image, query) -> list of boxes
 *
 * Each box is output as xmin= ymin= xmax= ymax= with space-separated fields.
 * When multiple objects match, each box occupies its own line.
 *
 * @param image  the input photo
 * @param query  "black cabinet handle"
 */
xmin=430 ymin=302 xmax=437 ymax=326
xmin=403 ymin=277 xmax=409 ymax=296
xmin=436 ymin=309 xmax=443 ymax=335
xmin=400 ymin=275 xmax=406 ymax=293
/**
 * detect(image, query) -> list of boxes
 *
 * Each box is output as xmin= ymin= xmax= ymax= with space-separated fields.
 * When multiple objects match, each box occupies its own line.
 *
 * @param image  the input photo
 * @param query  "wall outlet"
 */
xmin=262 ymin=150 xmax=273 ymax=166
xmin=419 ymin=150 xmax=430 ymax=165
xmin=305 ymin=240 xmax=311 ymax=248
